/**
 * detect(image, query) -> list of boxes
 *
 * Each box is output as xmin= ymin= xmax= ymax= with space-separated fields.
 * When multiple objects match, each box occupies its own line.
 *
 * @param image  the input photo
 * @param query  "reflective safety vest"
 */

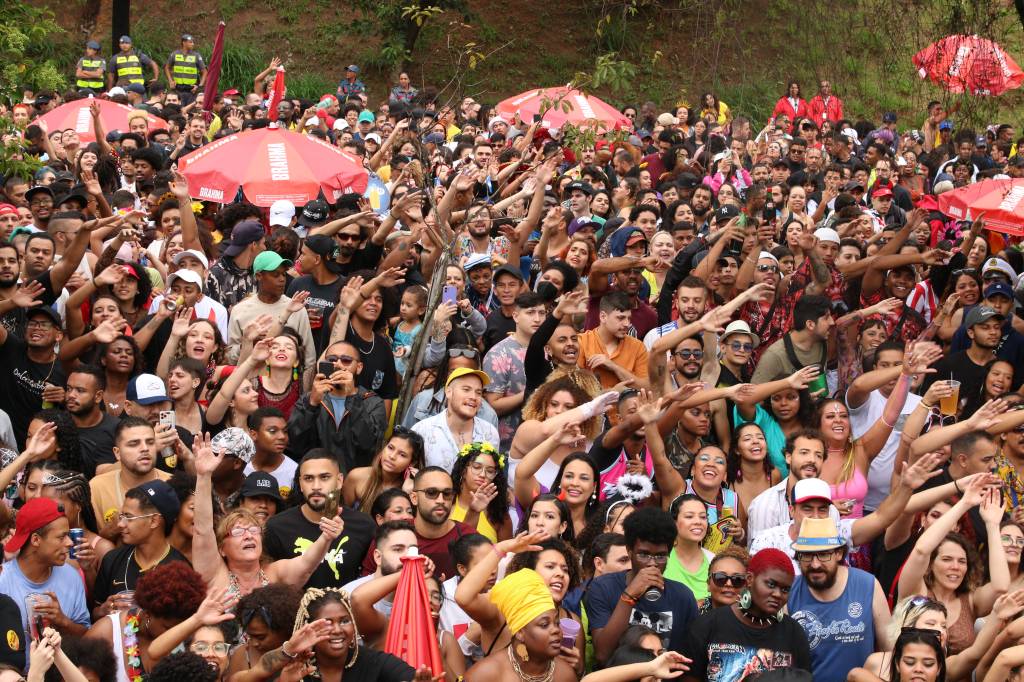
xmin=170 ymin=51 xmax=200 ymax=85
xmin=115 ymin=53 xmax=144 ymax=84
xmin=76 ymin=58 xmax=105 ymax=89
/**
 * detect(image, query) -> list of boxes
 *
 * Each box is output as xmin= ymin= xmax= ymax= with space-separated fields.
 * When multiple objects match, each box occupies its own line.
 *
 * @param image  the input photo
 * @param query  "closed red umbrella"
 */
xmin=384 ymin=554 xmax=443 ymax=676
xmin=913 ymin=35 xmax=1024 ymax=96
xmin=32 ymin=99 xmax=167 ymax=144
xmin=495 ymin=86 xmax=630 ymax=130
xmin=938 ymin=178 xmax=1024 ymax=236
xmin=177 ymin=123 xmax=368 ymax=206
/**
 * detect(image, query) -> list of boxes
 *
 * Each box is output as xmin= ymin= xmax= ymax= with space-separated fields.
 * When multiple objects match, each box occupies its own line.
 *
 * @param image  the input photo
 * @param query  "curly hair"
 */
xmin=237 ymin=584 xmax=301 ymax=639
xmin=358 ymin=427 xmax=425 ymax=512
xmin=47 ymin=636 xmax=117 ymax=682
xmin=575 ymin=499 xmax=634 ymax=552
xmin=148 ymin=652 xmax=217 ymax=682
xmin=136 ymin=561 xmax=205 ymax=621
xmin=521 ymin=374 xmax=601 ymax=441
xmin=31 ymin=409 xmax=83 ymax=474
xmin=508 ymin=537 xmax=581 ymax=594
xmin=516 ymin=493 xmax=574 ymax=544
xmin=925 ymin=533 xmax=983 ymax=595
xmin=151 ymin=198 xmax=180 ymax=230
xmin=709 ymin=545 xmax=750 ymax=572
xmin=622 ymin=506 xmax=676 ymax=549
xmin=726 ymin=422 xmax=772 ymax=486
xmin=451 ymin=445 xmax=508 ymax=528
xmin=96 ymin=334 xmax=146 ymax=377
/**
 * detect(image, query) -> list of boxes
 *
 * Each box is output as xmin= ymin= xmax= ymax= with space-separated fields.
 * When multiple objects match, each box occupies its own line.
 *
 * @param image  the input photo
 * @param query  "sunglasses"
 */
xmin=952 ymin=268 xmax=978 ymax=277
xmin=727 ymin=341 xmax=754 ymax=352
xmin=325 ymin=355 xmax=355 ymax=366
xmin=416 ymin=487 xmax=455 ymax=500
xmin=710 ymin=572 xmax=747 ymax=588
xmin=755 ymin=264 xmax=779 ymax=274
xmin=448 ymin=347 xmax=478 ymax=359
xmin=674 ymin=349 xmax=704 ymax=360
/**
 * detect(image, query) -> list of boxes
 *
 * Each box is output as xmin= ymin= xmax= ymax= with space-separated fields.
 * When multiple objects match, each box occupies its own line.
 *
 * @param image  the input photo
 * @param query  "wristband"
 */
xmin=281 ymin=642 xmax=298 ymax=659
xmin=921 ymin=401 xmax=934 ymax=409
xmin=954 ymin=480 xmax=962 ymax=494
xmin=620 ymin=593 xmax=637 ymax=606
xmin=493 ymin=546 xmax=507 ymax=559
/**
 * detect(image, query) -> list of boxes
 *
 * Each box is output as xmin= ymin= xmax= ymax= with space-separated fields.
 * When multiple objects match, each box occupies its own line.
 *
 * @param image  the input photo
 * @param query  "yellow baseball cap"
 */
xmin=445 ymin=367 xmax=490 ymax=388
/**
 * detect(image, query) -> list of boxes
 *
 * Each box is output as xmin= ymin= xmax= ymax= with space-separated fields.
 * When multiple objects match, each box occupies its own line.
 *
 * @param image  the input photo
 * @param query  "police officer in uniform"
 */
xmin=75 ymin=40 xmax=106 ymax=92
xmin=106 ymin=35 xmax=159 ymax=90
xmin=165 ymin=34 xmax=207 ymax=104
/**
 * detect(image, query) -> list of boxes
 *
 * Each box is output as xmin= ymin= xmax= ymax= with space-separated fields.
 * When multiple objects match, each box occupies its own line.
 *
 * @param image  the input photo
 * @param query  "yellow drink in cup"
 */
xmin=939 ymin=380 xmax=960 ymax=416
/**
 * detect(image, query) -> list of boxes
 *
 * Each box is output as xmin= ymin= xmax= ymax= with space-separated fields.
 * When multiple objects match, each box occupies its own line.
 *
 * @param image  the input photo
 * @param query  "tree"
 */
xmin=0 ymin=4 xmax=66 ymax=101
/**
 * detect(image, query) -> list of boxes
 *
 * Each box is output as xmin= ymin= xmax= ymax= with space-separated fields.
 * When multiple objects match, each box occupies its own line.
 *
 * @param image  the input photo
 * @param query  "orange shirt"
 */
xmin=577 ymin=329 xmax=649 ymax=388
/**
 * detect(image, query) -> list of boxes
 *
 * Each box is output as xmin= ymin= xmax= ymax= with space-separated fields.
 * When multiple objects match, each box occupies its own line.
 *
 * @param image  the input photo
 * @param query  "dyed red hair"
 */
xmin=748 ymin=547 xmax=795 ymax=578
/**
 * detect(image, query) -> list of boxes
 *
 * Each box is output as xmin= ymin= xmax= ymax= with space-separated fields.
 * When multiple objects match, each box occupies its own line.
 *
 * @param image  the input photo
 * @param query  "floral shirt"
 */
xmin=740 ymin=258 xmax=815 ymax=364
xmin=481 ymin=336 xmax=526 ymax=451
xmin=455 ymin=234 xmax=511 ymax=264
xmin=860 ymin=288 xmax=927 ymax=342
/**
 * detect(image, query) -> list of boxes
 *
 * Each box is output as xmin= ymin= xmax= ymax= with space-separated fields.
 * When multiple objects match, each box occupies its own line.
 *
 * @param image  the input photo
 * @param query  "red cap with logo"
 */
xmin=5 ymin=498 xmax=64 ymax=553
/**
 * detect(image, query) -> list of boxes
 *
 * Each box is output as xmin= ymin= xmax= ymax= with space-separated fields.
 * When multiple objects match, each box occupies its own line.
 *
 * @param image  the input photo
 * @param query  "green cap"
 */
xmin=252 ymin=251 xmax=293 ymax=273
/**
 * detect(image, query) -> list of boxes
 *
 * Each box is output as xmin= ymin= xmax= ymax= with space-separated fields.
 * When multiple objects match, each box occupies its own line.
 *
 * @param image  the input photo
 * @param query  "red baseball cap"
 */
xmin=223 ymin=89 xmax=240 ymax=97
xmin=873 ymin=185 xmax=894 ymax=199
xmin=5 ymin=498 xmax=64 ymax=553
xmin=0 ymin=204 xmax=17 ymax=217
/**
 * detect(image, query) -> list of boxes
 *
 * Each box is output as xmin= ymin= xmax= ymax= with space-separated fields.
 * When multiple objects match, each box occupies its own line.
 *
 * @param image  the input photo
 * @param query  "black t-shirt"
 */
xmin=921 ymin=350 xmax=988 ymax=395
xmin=77 ymin=414 xmax=120 ymax=478
xmin=287 ymin=274 xmax=343 ymax=357
xmin=135 ymin=315 xmax=173 ymax=374
xmin=585 ymin=571 xmax=698 ymax=654
xmin=0 ymin=333 xmax=67 ymax=449
xmin=348 ymin=327 xmax=399 ymax=400
xmin=334 ymin=244 xmax=384 ymax=276
xmin=92 ymin=543 xmax=190 ymax=608
xmin=263 ymin=505 xmax=374 ymax=588
xmin=482 ymin=310 xmax=515 ymax=355
xmin=681 ymin=606 xmax=812 ymax=682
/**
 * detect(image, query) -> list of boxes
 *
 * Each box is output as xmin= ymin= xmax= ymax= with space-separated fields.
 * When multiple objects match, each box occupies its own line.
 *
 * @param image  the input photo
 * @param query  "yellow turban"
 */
xmin=489 ymin=569 xmax=555 ymax=634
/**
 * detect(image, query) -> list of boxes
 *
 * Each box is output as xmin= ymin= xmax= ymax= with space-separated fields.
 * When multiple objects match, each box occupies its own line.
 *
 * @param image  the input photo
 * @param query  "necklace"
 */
xmin=507 ymin=646 xmax=554 ymax=682
xmin=349 ymin=321 xmax=375 ymax=355
xmin=740 ymin=605 xmax=777 ymax=627
xmin=107 ymin=400 xmax=122 ymax=412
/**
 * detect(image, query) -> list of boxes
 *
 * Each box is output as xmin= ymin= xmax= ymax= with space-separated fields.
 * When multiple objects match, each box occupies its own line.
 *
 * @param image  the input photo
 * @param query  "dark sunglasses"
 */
xmin=674 ymin=349 xmax=704 ymax=360
xmin=325 ymin=355 xmax=355 ymax=365
xmin=448 ymin=347 xmax=478 ymax=359
xmin=710 ymin=572 xmax=747 ymax=588
xmin=727 ymin=341 xmax=754 ymax=352
xmin=416 ymin=487 xmax=455 ymax=500
xmin=755 ymin=264 xmax=779 ymax=273
xmin=952 ymin=268 xmax=977 ymax=277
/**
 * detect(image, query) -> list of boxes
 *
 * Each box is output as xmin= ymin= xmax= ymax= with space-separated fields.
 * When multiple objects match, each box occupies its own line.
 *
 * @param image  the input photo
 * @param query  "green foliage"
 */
xmin=591 ymin=53 xmax=637 ymax=95
xmin=0 ymin=123 xmax=43 ymax=181
xmin=285 ymin=72 xmax=336 ymax=101
xmin=219 ymin=43 xmax=265 ymax=94
xmin=0 ymin=4 xmax=66 ymax=99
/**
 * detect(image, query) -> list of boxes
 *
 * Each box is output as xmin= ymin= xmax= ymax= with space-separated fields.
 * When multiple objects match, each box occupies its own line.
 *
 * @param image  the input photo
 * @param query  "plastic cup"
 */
xmin=113 ymin=590 xmax=136 ymax=611
xmin=940 ymin=380 xmax=961 ymax=416
xmin=25 ymin=593 xmax=51 ymax=639
xmin=559 ymin=618 xmax=581 ymax=649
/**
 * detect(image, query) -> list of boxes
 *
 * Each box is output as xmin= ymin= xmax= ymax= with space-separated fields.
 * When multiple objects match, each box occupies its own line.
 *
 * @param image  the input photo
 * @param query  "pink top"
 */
xmin=830 ymin=467 xmax=869 ymax=518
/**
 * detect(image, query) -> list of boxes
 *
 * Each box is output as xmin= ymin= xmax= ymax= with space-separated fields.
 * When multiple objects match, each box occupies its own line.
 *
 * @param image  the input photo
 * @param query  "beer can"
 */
xmin=69 ymin=528 xmax=84 ymax=559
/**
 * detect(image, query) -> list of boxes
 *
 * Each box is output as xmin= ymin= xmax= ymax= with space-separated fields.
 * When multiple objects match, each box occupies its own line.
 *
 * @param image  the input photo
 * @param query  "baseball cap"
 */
xmin=716 ymin=204 xmax=741 ymax=222
xmin=303 ymin=116 xmax=320 ymax=128
xmin=0 ymin=204 xmax=16 ymax=217
xmin=938 ymin=120 xmax=953 ymax=131
xmin=346 ymin=64 xmax=360 ymax=73
xmin=167 ymin=269 xmax=203 ymax=288
xmin=565 ymin=181 xmax=594 ymax=197
xmin=984 ymin=282 xmax=1014 ymax=300
xmin=332 ymin=119 xmax=350 ymax=132
xmin=119 ymin=35 xmax=132 ymax=44
xmin=125 ymin=83 xmax=146 ymax=95
xmin=107 ymin=86 xmax=126 ymax=97
xmin=24 ymin=185 xmax=54 ymax=204
xmin=86 ymin=40 xmax=101 ymax=50
xmin=424 ymin=132 xmax=445 ymax=145
xmin=488 ymin=116 xmax=508 ymax=131
xmin=25 ymin=306 xmax=61 ymax=327
xmin=792 ymin=478 xmax=832 ymax=505
xmin=269 ymin=199 xmax=296 ymax=227
xmin=446 ymin=366 xmax=491 ymax=388
xmin=872 ymin=185 xmax=893 ymax=199
xmin=240 ymin=471 xmax=283 ymax=501
xmin=252 ymin=250 xmax=292 ymax=273
xmin=493 ymin=264 xmax=525 ymax=283
xmin=181 ymin=33 xmax=194 ymax=41
xmin=127 ymin=374 xmax=170 ymax=405
xmin=843 ymin=180 xmax=865 ymax=192
xmin=211 ymin=427 xmax=255 ymax=463
xmin=933 ymin=179 xmax=954 ymax=195
xmin=223 ymin=88 xmax=240 ymax=97
xmin=223 ymin=220 xmax=265 ymax=257
xmin=976 ymin=135 xmax=989 ymax=148
xmin=5 ymin=497 xmax=65 ymax=554
xmin=132 ymin=480 xmax=180 ymax=531
xmin=567 ymin=217 xmax=601 ymax=236
xmin=304 ymin=234 xmax=336 ymax=257
xmin=172 ymin=249 xmax=210 ymax=269
xmin=625 ymin=230 xmax=647 ymax=247
xmin=882 ymin=112 xmax=897 ymax=123
xmin=463 ymin=252 xmax=492 ymax=273
xmin=298 ymin=199 xmax=330 ymax=227
xmin=656 ymin=112 xmax=679 ymax=126
xmin=721 ymin=319 xmax=760 ymax=348
xmin=357 ymin=110 xmax=374 ymax=124
xmin=365 ymin=133 xmax=382 ymax=145
xmin=813 ymin=227 xmax=841 ymax=244
xmin=965 ymin=305 xmax=1005 ymax=328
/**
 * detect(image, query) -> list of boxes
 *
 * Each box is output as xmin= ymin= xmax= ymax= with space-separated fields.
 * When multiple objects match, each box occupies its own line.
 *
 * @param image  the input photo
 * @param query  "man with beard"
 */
xmin=206 ymin=219 xmax=265 ymax=309
xmin=65 ymin=365 xmax=120 ymax=478
xmin=0 ymin=306 xmax=67 ymax=448
xmin=565 ymin=180 xmax=595 ymax=222
xmin=263 ymin=450 xmax=374 ymax=587
xmin=363 ymin=468 xmax=473 ymax=580
xmin=948 ymin=282 xmax=1024 ymax=379
xmin=641 ymin=131 xmax=679 ymax=183
xmin=89 ymin=417 xmax=171 ymax=539
xmin=413 ymin=368 xmax=498 ymax=472
xmin=524 ymin=291 xmax=582 ymax=399
xmin=747 ymin=429 xmax=832 ymax=540
xmin=481 ymin=264 xmax=524 ymax=354
xmin=342 ymin=521 xmax=417 ymax=617
xmin=578 ymin=292 xmax=649 ymax=390
xmin=788 ymin=516 xmax=892 ymax=682
xmin=225 ymin=251 xmax=316 ymax=371
xmin=588 ymin=230 xmax=659 ymax=338
xmin=689 ymin=186 xmax=714 ymax=231
xmin=922 ymin=305 xmax=1002 ymax=393
xmin=25 ymin=186 xmax=54 ymax=232
xmin=309 ymin=207 xmax=387 ymax=276
xmin=751 ymin=294 xmax=834 ymax=384
xmin=648 ymin=276 xmax=708 ymax=348
xmin=122 ymin=373 xmax=192 ymax=473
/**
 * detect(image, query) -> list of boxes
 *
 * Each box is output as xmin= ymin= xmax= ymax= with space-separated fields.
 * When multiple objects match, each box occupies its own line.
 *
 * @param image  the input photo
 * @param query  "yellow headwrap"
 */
xmin=488 ymin=568 xmax=556 ymax=634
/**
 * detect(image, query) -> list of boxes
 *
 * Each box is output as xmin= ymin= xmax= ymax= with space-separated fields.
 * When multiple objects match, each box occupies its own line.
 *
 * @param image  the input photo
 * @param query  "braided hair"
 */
xmin=48 ymin=470 xmax=100 ymax=533
xmin=294 ymin=588 xmax=360 ymax=669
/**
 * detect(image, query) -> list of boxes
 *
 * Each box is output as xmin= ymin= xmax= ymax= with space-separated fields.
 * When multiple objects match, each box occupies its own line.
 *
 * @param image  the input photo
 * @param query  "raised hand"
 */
xmin=866 ymin=297 xmax=901 ymax=317
xmin=285 ymin=618 xmax=332 ymax=655
xmin=497 ymin=530 xmax=548 ymax=556
xmin=195 ymin=586 xmax=239 ymax=625
xmin=169 ymin=170 xmax=191 ymax=200
xmin=91 ymin=318 xmax=122 ymax=344
xmin=286 ymin=290 xmax=310 ymax=314
xmin=635 ymin=390 xmax=664 ymax=425
xmin=193 ymin=433 xmax=222 ymax=477
xmin=966 ymin=398 xmax=1009 ymax=431
xmin=469 ymin=482 xmax=498 ymax=512
xmin=339 ymin=276 xmax=365 ymax=311
xmin=373 ymin=267 xmax=407 ymax=289
xmin=788 ymin=365 xmax=819 ymax=390
xmin=11 ymin=280 xmax=44 ymax=309
xmin=170 ymin=306 xmax=194 ymax=337
xmin=900 ymin=450 xmax=945 ymax=490
xmin=699 ymin=305 xmax=733 ymax=333
xmin=318 ymin=514 xmax=344 ymax=540
xmin=250 ymin=337 xmax=273 ymax=365
xmin=24 ymin=423 xmax=57 ymax=462
xmin=980 ymin=486 xmax=1006 ymax=525
xmin=80 ymin=169 xmax=102 ymax=196
xmin=648 ymin=651 xmax=692 ymax=679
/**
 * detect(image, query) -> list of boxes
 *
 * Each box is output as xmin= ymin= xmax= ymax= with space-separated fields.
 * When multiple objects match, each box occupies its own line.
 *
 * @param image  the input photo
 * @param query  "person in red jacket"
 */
xmin=771 ymin=81 xmax=808 ymax=134
xmin=808 ymin=79 xmax=844 ymax=127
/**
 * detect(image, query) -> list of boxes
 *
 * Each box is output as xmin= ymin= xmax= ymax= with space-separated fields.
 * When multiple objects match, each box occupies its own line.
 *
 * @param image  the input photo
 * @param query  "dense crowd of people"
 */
xmin=1 ymin=32 xmax=1024 ymax=682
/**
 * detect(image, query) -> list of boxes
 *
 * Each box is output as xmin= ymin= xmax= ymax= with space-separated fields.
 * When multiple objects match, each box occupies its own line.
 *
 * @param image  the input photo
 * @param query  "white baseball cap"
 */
xmin=333 ymin=119 xmax=350 ymax=131
xmin=792 ymin=478 xmax=832 ymax=504
xmin=813 ymin=227 xmax=841 ymax=244
xmin=269 ymin=199 xmax=296 ymax=227
xmin=107 ymin=86 xmax=126 ymax=97
xmin=167 ymin=269 xmax=203 ymax=288
xmin=365 ymin=133 xmax=382 ymax=145
xmin=172 ymin=249 xmax=209 ymax=269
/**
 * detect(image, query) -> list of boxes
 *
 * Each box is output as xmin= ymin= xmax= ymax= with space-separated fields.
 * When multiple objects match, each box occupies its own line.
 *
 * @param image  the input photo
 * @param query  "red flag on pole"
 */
xmin=201 ymin=21 xmax=226 ymax=125
xmin=384 ymin=554 xmax=443 ymax=676
xmin=267 ymin=67 xmax=286 ymax=121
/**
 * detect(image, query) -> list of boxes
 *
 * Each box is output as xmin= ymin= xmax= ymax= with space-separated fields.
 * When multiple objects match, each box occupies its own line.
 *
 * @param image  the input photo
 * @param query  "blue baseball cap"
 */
xmin=984 ymin=282 xmax=1014 ymax=300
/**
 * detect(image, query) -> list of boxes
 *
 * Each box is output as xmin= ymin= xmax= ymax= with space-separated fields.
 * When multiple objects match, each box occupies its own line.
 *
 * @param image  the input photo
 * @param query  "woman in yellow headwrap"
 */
xmin=464 ymin=567 xmax=578 ymax=682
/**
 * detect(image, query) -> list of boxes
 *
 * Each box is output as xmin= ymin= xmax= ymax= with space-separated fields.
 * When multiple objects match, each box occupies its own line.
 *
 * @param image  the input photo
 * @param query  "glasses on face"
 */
xmin=710 ymin=572 xmax=747 ymax=587
xmin=728 ymin=341 xmax=754 ymax=352
xmin=795 ymin=549 xmax=841 ymax=564
xmin=1002 ymin=534 xmax=1024 ymax=547
xmin=674 ymin=349 xmax=704 ymax=360
xmin=29 ymin=199 xmax=53 ymax=207
xmin=325 ymin=355 xmax=355 ymax=366
xmin=469 ymin=461 xmax=498 ymax=479
xmin=26 ymin=320 xmax=55 ymax=330
xmin=448 ymin=348 xmax=478 ymax=359
xmin=634 ymin=551 xmax=669 ymax=566
xmin=336 ymin=233 xmax=361 ymax=242
xmin=190 ymin=642 xmax=230 ymax=655
xmin=118 ymin=512 xmax=159 ymax=523
xmin=952 ymin=268 xmax=978 ymax=277
xmin=417 ymin=488 xmax=455 ymax=500
xmin=756 ymin=264 xmax=779 ymax=274
xmin=229 ymin=525 xmax=263 ymax=538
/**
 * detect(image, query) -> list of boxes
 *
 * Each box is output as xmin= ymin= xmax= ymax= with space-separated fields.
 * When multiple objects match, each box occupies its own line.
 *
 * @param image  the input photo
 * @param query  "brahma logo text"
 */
xmin=199 ymin=187 xmax=224 ymax=201
xmin=268 ymin=143 xmax=290 ymax=181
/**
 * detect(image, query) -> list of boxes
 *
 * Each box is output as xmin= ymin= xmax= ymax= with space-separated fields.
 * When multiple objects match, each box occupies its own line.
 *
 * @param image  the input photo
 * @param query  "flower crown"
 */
xmin=458 ymin=441 xmax=505 ymax=469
